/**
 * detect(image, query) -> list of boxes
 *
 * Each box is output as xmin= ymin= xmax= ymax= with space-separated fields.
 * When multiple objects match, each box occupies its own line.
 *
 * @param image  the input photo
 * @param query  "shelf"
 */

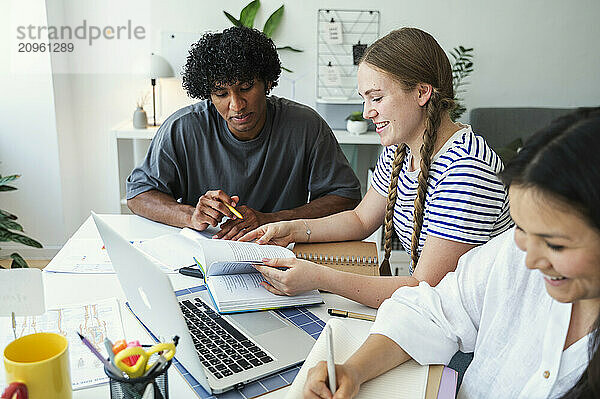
xmin=333 ymin=130 xmax=380 ymax=145
xmin=111 ymin=121 xmax=160 ymax=139
xmin=316 ymin=98 xmax=363 ymax=104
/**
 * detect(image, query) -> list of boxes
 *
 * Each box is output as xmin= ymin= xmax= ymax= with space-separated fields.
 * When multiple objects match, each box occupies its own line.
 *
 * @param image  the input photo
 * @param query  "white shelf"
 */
xmin=111 ymin=120 xmax=159 ymax=139
xmin=316 ymin=98 xmax=363 ymax=104
xmin=110 ymin=122 xmax=381 ymax=146
xmin=109 ymin=121 xmax=382 ymax=214
xmin=332 ymin=130 xmax=380 ymax=145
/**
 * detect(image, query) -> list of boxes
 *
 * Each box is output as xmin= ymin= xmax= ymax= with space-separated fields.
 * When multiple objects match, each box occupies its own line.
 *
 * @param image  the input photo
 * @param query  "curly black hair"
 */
xmin=182 ymin=26 xmax=281 ymax=100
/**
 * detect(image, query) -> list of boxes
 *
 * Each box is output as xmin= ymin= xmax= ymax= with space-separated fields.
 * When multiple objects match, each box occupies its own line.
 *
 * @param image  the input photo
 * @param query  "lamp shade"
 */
xmin=149 ymin=54 xmax=174 ymax=78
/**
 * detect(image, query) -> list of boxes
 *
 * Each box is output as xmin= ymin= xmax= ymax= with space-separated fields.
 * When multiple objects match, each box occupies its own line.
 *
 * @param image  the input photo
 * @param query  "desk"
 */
xmin=43 ymin=215 xmax=378 ymax=398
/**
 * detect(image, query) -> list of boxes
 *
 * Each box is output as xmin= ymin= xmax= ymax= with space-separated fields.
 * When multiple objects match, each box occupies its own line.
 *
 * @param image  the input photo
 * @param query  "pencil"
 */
xmin=225 ymin=203 xmax=243 ymax=219
xmin=327 ymin=308 xmax=376 ymax=322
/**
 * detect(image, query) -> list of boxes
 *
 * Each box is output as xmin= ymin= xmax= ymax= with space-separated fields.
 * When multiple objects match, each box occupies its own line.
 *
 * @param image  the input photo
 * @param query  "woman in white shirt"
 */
xmin=302 ymin=107 xmax=600 ymax=399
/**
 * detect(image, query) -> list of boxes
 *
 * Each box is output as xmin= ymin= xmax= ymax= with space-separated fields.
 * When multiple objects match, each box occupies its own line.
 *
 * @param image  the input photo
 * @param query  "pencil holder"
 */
xmin=104 ymin=359 xmax=171 ymax=399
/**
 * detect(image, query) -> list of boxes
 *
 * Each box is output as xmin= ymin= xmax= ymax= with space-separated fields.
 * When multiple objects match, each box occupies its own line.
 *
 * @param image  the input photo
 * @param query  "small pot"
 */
xmin=346 ymin=119 xmax=368 ymax=135
xmin=133 ymin=107 xmax=148 ymax=129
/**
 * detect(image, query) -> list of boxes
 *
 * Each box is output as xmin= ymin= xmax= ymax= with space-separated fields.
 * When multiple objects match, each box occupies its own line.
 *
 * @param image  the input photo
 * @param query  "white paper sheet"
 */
xmin=44 ymin=238 xmax=176 ymax=274
xmin=0 ymin=298 xmax=125 ymax=390
xmin=285 ymin=318 xmax=429 ymax=399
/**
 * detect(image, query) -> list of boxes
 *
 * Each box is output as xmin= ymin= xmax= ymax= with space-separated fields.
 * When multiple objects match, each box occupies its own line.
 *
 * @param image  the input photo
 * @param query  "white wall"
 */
xmin=0 ymin=0 xmax=66 ymax=258
xmin=3 ymin=0 xmax=600 ymax=256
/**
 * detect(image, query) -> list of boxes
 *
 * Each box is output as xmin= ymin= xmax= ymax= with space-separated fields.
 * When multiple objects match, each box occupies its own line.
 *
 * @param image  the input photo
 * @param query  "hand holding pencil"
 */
xmin=190 ymin=189 xmax=242 ymax=231
xmin=190 ymin=189 xmax=274 ymax=241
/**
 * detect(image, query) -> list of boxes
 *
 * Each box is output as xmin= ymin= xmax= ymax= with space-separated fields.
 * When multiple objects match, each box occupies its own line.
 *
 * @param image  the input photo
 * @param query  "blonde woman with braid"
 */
xmin=240 ymin=28 xmax=512 ymax=308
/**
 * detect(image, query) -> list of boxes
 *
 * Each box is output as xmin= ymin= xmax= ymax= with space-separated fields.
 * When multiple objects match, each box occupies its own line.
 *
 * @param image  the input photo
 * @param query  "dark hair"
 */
xmin=182 ymin=26 xmax=281 ymax=100
xmin=362 ymin=28 xmax=455 ymax=274
xmin=499 ymin=107 xmax=600 ymax=398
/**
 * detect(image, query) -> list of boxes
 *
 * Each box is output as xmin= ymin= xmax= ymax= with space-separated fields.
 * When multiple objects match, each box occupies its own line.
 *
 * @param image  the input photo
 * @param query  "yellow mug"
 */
xmin=3 ymin=333 xmax=72 ymax=399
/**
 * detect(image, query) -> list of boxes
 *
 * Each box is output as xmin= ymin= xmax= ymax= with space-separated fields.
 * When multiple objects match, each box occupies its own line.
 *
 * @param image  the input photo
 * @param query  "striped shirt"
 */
xmin=371 ymin=126 xmax=513 ymax=272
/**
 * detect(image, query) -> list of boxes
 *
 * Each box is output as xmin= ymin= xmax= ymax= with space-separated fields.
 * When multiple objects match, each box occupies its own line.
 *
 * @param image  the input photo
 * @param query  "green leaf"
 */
xmin=263 ymin=5 xmax=284 ymax=38
xmin=0 ymin=210 xmax=17 ymax=220
xmin=223 ymin=11 xmax=242 ymax=27
xmin=10 ymin=253 xmax=29 ymax=269
xmin=0 ymin=175 xmax=19 ymax=185
xmin=276 ymin=46 xmax=303 ymax=52
xmin=0 ymin=185 xmax=17 ymax=192
xmin=240 ymin=0 xmax=260 ymax=28
xmin=0 ymin=228 xmax=42 ymax=248
xmin=0 ymin=219 xmax=23 ymax=232
xmin=281 ymin=65 xmax=293 ymax=73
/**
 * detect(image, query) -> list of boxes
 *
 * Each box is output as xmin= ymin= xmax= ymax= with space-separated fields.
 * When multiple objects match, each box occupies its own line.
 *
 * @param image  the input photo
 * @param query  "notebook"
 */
xmin=292 ymin=241 xmax=379 ymax=276
xmin=285 ymin=318 xmax=430 ymax=399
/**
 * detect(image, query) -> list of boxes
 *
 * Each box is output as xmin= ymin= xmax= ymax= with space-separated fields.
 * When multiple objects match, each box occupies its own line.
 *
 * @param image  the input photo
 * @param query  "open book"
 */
xmin=193 ymin=238 xmax=323 ymax=313
xmin=136 ymin=228 xmax=323 ymax=313
xmin=286 ymin=318 xmax=430 ymax=398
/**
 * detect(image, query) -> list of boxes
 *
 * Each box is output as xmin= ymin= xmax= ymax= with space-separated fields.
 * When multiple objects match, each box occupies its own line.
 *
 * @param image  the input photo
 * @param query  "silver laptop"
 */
xmin=92 ymin=213 xmax=315 ymax=394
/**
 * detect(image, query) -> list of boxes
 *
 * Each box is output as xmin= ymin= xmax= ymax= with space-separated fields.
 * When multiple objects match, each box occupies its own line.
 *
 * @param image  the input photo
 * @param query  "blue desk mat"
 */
xmin=129 ymin=285 xmax=326 ymax=398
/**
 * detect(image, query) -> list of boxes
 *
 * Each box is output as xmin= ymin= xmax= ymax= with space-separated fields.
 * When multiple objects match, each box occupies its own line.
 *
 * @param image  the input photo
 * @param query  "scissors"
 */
xmin=114 ymin=342 xmax=176 ymax=378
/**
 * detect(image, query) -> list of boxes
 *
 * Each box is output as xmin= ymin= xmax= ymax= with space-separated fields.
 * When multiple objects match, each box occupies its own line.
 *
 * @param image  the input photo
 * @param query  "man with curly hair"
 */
xmin=126 ymin=27 xmax=361 ymax=239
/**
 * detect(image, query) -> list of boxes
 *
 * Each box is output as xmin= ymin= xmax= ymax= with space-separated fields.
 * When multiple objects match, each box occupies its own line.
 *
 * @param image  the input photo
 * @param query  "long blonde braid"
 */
xmin=409 ymin=90 xmax=444 ymax=270
xmin=379 ymin=144 xmax=407 ymax=276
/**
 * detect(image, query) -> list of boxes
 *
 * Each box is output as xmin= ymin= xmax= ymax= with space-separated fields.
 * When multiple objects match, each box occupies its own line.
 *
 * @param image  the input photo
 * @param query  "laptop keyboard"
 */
xmin=180 ymin=298 xmax=274 ymax=380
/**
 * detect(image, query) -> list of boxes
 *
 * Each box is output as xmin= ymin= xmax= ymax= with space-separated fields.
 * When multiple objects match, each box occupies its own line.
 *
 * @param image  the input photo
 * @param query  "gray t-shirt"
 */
xmin=126 ymin=96 xmax=361 ymax=212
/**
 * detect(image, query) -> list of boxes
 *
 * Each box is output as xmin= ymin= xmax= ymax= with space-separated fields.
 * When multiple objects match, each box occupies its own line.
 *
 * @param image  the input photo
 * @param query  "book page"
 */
xmin=285 ymin=318 xmax=429 ymax=399
xmin=207 ymin=272 xmax=266 ymax=298
xmin=135 ymin=232 xmax=202 ymax=271
xmin=200 ymin=240 xmax=294 ymax=276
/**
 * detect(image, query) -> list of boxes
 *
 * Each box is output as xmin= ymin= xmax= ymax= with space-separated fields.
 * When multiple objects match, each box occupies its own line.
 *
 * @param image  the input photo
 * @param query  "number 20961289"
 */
xmin=18 ymin=42 xmax=74 ymax=52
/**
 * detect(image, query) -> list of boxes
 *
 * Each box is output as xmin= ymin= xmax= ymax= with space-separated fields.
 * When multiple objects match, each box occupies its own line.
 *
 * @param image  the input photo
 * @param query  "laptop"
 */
xmin=92 ymin=213 xmax=315 ymax=394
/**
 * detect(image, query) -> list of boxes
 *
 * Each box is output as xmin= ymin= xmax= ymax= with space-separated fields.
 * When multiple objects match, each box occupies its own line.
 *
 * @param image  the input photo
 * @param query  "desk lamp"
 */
xmin=149 ymin=53 xmax=174 ymax=126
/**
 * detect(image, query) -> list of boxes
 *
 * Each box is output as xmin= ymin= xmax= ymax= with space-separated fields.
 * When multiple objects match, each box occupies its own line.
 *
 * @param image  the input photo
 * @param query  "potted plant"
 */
xmin=223 ymin=0 xmax=302 ymax=72
xmin=1 ymin=173 xmax=42 ymax=268
xmin=346 ymin=111 xmax=368 ymax=135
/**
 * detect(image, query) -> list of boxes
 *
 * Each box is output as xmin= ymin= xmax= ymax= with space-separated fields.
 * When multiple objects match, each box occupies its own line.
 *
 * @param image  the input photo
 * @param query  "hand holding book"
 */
xmin=253 ymin=257 xmax=328 ymax=296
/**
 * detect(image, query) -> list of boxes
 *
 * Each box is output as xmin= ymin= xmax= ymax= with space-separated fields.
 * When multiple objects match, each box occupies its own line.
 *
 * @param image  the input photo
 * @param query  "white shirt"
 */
xmin=371 ymin=228 xmax=589 ymax=398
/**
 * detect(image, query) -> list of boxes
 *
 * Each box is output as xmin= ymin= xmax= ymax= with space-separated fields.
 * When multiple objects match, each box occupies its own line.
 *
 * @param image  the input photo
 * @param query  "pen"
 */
xmin=327 ymin=308 xmax=376 ymax=322
xmin=225 ymin=203 xmax=243 ymax=219
xmin=11 ymin=312 xmax=16 ymax=340
xmin=325 ymin=324 xmax=336 ymax=394
xmin=143 ymin=354 xmax=167 ymax=377
xmin=142 ymin=383 xmax=154 ymax=399
xmin=104 ymin=338 xmax=115 ymax=364
xmin=77 ymin=332 xmax=123 ymax=376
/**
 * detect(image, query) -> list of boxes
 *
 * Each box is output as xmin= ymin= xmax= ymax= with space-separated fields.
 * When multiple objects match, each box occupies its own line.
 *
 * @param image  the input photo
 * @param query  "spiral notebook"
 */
xmin=292 ymin=241 xmax=379 ymax=276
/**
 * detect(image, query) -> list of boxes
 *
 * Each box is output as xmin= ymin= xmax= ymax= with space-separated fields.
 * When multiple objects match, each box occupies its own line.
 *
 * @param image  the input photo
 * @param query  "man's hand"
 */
xmin=190 ymin=190 xmax=239 ymax=231
xmin=214 ymin=206 xmax=273 ymax=240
